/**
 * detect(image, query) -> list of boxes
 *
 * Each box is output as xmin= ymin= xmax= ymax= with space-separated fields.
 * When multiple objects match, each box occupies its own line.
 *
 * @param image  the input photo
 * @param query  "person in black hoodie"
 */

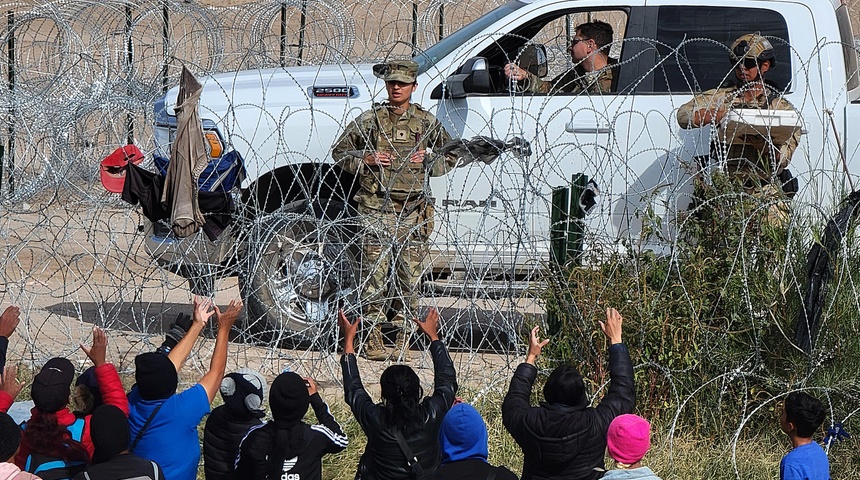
xmin=235 ymin=372 xmax=348 ymax=480
xmin=203 ymin=368 xmax=267 ymax=480
xmin=434 ymin=403 xmax=518 ymax=480
xmin=338 ymin=307 xmax=458 ymax=480
xmin=73 ymin=405 xmax=164 ymax=480
xmin=502 ymin=307 xmax=635 ymax=480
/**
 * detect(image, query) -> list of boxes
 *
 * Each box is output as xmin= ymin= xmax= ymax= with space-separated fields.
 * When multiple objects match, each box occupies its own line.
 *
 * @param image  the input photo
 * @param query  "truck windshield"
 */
xmin=414 ymin=0 xmax=526 ymax=74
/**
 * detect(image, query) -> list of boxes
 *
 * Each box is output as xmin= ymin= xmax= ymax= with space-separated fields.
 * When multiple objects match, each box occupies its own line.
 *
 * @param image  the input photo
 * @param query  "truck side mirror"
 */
xmin=441 ymin=57 xmax=492 ymax=99
xmin=517 ymin=44 xmax=548 ymax=78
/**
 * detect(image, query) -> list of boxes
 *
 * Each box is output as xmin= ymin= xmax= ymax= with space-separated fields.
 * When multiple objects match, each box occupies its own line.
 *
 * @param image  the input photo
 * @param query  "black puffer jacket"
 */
xmin=203 ymin=404 xmax=264 ymax=480
xmin=502 ymin=343 xmax=635 ymax=480
xmin=341 ymin=340 xmax=458 ymax=480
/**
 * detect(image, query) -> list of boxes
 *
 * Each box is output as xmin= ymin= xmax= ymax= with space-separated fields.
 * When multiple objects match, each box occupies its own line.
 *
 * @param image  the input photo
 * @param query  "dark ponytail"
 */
xmin=380 ymin=365 xmax=423 ymax=435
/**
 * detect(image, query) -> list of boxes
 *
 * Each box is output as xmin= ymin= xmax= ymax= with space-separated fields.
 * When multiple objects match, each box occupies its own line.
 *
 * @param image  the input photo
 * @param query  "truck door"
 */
xmin=631 ymin=1 xmax=825 ymax=242
xmin=432 ymin=3 xmax=648 ymax=273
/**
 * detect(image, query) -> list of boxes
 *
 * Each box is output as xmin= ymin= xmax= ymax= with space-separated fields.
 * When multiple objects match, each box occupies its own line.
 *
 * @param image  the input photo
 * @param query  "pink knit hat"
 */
xmin=606 ymin=414 xmax=651 ymax=464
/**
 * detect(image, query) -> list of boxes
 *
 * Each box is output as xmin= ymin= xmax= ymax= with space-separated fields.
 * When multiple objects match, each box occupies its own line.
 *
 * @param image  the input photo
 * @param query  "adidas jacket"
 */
xmin=235 ymin=393 xmax=348 ymax=480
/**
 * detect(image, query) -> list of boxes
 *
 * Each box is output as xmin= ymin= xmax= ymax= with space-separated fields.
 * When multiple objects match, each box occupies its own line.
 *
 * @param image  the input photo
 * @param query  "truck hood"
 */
xmin=158 ymin=64 xmax=381 ymax=120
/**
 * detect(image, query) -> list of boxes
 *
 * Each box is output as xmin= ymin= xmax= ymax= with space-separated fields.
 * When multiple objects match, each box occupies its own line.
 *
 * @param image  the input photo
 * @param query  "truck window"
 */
xmin=836 ymin=4 xmax=860 ymax=92
xmin=474 ymin=9 xmax=629 ymax=95
xmin=652 ymin=6 xmax=790 ymax=93
xmin=414 ymin=1 xmax=526 ymax=75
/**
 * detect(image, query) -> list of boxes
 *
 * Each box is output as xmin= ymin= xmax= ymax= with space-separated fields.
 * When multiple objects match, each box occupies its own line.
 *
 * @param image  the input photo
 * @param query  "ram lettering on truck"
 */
xmin=149 ymin=0 xmax=860 ymax=342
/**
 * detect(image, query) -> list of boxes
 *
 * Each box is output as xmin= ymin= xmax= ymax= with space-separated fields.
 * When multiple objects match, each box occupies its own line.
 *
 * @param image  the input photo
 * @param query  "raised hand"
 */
xmin=80 ymin=326 xmax=107 ymax=367
xmin=338 ymin=309 xmax=360 ymax=354
xmin=526 ymin=326 xmax=549 ymax=365
xmin=215 ymin=298 xmax=243 ymax=331
xmin=304 ymin=376 xmax=318 ymax=396
xmin=414 ymin=307 xmax=440 ymax=342
xmin=0 ymin=305 xmax=20 ymax=338
xmin=0 ymin=364 xmax=24 ymax=401
xmin=193 ymin=296 xmax=216 ymax=328
xmin=599 ymin=307 xmax=623 ymax=345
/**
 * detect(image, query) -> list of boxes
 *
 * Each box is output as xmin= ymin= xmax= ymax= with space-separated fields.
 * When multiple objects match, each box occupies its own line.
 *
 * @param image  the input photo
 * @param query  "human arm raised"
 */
xmin=81 ymin=327 xmax=129 ymax=414
xmin=0 ymin=306 xmax=20 ymax=375
xmin=306 ymin=376 xmax=350 ymax=453
xmin=338 ymin=309 xmax=359 ymax=355
xmin=167 ymin=296 xmax=213 ymax=372
xmin=199 ymin=298 xmax=242 ymax=402
xmin=595 ymin=307 xmax=635 ymax=420
xmin=0 ymin=364 xmax=24 ymax=412
xmin=525 ymin=326 xmax=549 ymax=365
xmin=418 ymin=308 xmax=458 ymax=410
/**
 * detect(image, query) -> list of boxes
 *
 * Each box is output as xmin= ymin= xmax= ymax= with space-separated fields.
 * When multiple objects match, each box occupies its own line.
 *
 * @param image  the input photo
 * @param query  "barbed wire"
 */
xmin=0 ymin=1 xmax=857 ymax=472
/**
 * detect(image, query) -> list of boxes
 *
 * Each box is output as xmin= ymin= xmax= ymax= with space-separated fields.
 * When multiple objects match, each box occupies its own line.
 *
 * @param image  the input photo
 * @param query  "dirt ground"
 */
xmin=0 ymin=201 xmax=534 ymax=400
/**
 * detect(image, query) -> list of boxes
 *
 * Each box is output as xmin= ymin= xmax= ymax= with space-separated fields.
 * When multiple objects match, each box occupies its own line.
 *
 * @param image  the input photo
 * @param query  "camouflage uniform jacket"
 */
xmin=332 ymin=102 xmax=457 ymax=211
xmin=523 ymin=59 xmax=615 ymax=95
xmin=676 ymin=81 xmax=801 ymax=179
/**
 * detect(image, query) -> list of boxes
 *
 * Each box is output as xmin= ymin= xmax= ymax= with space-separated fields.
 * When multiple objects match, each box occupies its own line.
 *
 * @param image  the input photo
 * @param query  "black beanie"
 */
xmin=134 ymin=352 xmax=178 ymax=400
xmin=544 ymin=364 xmax=587 ymax=407
xmin=269 ymin=372 xmax=309 ymax=422
xmin=90 ymin=404 xmax=130 ymax=464
xmin=32 ymin=357 xmax=74 ymax=412
xmin=0 ymin=411 xmax=20 ymax=461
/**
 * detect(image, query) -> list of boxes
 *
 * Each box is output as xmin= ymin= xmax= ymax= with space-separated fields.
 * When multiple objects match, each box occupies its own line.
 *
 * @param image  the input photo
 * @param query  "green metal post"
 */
xmin=567 ymin=173 xmax=588 ymax=264
xmin=551 ymin=186 xmax=570 ymax=267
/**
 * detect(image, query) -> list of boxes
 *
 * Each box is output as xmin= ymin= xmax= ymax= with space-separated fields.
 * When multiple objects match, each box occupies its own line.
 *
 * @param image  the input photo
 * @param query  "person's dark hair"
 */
xmin=576 ymin=20 xmax=614 ymax=49
xmin=785 ymin=392 xmax=826 ymax=438
xmin=380 ymin=365 xmax=423 ymax=435
xmin=21 ymin=411 xmax=89 ymax=463
xmin=543 ymin=364 xmax=587 ymax=407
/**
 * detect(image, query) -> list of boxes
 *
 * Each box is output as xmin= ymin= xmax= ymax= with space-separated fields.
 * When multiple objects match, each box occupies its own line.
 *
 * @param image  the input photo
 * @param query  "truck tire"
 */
xmin=240 ymin=199 xmax=360 ymax=347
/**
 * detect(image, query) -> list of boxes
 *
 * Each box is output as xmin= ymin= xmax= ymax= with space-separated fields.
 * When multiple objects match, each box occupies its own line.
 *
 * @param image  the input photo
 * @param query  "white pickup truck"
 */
xmin=148 ymin=0 xmax=860 ymax=342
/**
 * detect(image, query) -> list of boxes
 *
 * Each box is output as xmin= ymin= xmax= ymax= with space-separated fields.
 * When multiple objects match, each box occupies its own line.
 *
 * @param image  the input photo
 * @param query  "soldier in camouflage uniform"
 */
xmin=504 ymin=21 xmax=616 ymax=95
xmin=677 ymin=33 xmax=802 ymax=224
xmin=332 ymin=60 xmax=458 ymax=361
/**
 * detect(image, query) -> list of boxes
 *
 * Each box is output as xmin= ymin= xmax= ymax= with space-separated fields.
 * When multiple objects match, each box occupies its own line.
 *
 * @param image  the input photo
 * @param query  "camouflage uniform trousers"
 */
xmin=357 ymin=204 xmax=430 ymax=336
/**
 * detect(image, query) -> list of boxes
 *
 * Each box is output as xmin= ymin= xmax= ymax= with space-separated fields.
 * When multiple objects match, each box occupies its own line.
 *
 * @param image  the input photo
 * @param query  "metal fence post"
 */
xmin=438 ymin=4 xmax=444 ymax=41
xmin=161 ymin=0 xmax=169 ymax=94
xmin=411 ymin=1 xmax=418 ymax=57
xmin=279 ymin=1 xmax=287 ymax=67
xmin=125 ymin=2 xmax=134 ymax=144
xmin=5 ymin=10 xmax=14 ymax=195
xmin=298 ymin=0 xmax=307 ymax=65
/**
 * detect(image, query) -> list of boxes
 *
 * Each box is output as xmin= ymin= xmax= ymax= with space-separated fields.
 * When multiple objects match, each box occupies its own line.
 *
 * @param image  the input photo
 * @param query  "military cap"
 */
xmin=729 ymin=33 xmax=776 ymax=66
xmin=372 ymin=60 xmax=418 ymax=83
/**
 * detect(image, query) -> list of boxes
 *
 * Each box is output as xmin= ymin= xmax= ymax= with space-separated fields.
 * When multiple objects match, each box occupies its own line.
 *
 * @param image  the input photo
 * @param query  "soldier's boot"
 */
xmin=363 ymin=326 xmax=389 ymax=361
xmin=393 ymin=330 xmax=411 ymax=362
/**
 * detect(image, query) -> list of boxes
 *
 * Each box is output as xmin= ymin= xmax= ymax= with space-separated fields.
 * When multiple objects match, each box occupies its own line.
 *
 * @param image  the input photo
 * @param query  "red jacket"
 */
xmin=0 ymin=390 xmax=12 ymax=413
xmin=14 ymin=363 xmax=128 ymax=467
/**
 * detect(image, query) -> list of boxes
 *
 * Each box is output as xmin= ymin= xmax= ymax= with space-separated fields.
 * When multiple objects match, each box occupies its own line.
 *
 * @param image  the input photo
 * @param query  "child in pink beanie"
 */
xmin=602 ymin=414 xmax=662 ymax=479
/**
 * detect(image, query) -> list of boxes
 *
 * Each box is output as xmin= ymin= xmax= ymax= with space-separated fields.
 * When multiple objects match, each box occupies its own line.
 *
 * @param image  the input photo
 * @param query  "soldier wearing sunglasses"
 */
xmin=504 ymin=21 xmax=616 ymax=95
xmin=677 ymin=34 xmax=802 ymax=223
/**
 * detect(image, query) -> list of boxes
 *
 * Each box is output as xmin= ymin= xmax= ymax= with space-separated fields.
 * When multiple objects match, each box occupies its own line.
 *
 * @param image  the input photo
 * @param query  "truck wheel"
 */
xmin=240 ymin=200 xmax=360 ymax=347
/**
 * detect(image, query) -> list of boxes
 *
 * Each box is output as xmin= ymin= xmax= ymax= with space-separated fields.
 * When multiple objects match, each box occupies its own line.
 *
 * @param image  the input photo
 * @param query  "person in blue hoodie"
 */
xmin=434 ymin=403 xmax=518 ymax=480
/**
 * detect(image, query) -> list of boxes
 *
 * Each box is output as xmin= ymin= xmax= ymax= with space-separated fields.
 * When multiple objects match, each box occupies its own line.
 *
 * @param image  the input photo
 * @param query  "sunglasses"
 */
xmin=568 ymin=37 xmax=590 ymax=50
xmin=733 ymin=58 xmax=759 ymax=69
xmin=385 ymin=80 xmax=415 ymax=88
